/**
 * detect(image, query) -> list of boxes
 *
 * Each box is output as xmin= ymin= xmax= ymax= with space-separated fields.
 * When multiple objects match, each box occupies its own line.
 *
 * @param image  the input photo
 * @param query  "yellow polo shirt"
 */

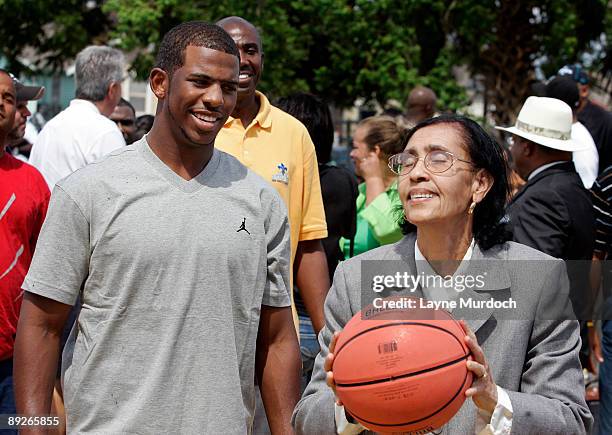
xmin=216 ymin=91 xmax=328 ymax=317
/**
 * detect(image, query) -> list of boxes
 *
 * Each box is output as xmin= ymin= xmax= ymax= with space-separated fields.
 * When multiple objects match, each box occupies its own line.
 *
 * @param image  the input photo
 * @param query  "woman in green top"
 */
xmin=342 ymin=116 xmax=406 ymax=258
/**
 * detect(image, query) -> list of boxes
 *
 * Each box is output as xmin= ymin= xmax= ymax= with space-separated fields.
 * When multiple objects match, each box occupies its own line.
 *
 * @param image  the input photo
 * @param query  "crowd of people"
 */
xmin=0 ymin=16 xmax=611 ymax=435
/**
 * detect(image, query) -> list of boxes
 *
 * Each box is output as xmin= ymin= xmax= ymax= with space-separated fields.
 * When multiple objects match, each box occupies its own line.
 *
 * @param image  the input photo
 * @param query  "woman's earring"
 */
xmin=468 ymin=201 xmax=477 ymax=215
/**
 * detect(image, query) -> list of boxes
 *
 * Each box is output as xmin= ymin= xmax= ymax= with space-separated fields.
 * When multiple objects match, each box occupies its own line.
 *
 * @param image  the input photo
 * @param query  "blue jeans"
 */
xmin=600 ymin=321 xmax=612 ymax=434
xmin=0 ymin=359 xmax=17 ymax=435
xmin=299 ymin=315 xmax=320 ymax=394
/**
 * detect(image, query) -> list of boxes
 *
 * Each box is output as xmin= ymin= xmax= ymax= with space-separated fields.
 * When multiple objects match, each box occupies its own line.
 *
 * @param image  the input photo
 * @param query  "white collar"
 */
xmin=527 ymin=161 xmax=566 ymax=181
xmin=69 ymin=99 xmax=102 ymax=115
xmin=414 ymin=238 xmax=475 ymax=270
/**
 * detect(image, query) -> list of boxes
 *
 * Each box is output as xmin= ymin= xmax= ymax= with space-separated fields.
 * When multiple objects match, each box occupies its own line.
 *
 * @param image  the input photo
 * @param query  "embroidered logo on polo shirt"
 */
xmin=272 ymin=163 xmax=289 ymax=185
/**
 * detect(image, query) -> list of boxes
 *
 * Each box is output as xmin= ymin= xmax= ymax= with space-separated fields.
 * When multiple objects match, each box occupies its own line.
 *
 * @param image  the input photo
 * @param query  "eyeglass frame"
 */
xmin=387 ymin=150 xmax=475 ymax=175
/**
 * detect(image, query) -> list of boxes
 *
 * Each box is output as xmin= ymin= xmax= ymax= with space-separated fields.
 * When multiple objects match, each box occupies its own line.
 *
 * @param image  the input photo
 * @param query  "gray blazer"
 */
xmin=292 ymin=233 xmax=592 ymax=434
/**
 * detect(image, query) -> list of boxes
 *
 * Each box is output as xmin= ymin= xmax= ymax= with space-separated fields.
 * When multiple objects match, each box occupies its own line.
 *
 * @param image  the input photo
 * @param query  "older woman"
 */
xmin=343 ymin=116 xmax=406 ymax=258
xmin=292 ymin=115 xmax=592 ymax=434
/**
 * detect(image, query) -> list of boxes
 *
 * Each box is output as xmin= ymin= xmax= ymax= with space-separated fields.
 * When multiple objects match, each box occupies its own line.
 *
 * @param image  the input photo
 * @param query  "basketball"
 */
xmin=332 ymin=299 xmax=472 ymax=433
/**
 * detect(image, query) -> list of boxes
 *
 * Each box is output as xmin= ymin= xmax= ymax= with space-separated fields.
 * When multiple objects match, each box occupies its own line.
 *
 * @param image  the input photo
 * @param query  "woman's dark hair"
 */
xmin=398 ymin=115 xmax=511 ymax=251
xmin=276 ymin=93 xmax=334 ymax=164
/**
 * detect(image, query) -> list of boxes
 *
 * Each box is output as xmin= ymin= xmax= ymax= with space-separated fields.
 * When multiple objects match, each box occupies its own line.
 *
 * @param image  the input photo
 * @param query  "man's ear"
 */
xmin=579 ymin=84 xmax=589 ymax=99
xmin=372 ymin=145 xmax=381 ymax=156
xmin=522 ymin=140 xmax=536 ymax=157
xmin=150 ymin=68 xmax=169 ymax=100
xmin=107 ymin=81 xmax=121 ymax=100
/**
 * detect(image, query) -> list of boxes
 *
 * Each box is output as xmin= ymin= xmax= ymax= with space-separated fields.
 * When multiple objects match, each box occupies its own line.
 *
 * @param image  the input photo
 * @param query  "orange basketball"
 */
xmin=332 ymin=300 xmax=472 ymax=433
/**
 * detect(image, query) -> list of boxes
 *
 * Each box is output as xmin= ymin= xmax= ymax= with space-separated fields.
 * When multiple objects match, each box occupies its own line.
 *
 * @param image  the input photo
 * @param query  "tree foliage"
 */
xmin=448 ymin=0 xmax=606 ymax=124
xmin=0 ymin=0 xmax=608 ymax=120
xmin=101 ymin=0 xmax=467 ymax=110
xmin=0 ymin=0 xmax=112 ymax=75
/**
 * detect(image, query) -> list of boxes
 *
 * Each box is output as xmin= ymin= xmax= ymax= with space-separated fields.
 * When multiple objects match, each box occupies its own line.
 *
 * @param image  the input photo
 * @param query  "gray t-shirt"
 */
xmin=23 ymin=138 xmax=291 ymax=434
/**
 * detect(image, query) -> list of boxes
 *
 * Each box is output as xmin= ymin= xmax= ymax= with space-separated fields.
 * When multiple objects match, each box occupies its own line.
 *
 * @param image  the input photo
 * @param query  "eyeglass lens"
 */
xmin=391 ymin=151 xmax=454 ymax=174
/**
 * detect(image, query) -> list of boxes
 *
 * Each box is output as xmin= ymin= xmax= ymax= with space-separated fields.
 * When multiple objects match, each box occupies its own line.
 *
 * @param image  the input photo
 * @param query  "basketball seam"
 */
xmin=343 ymin=363 xmax=471 ymax=428
xmin=335 ymin=353 xmax=469 ymax=387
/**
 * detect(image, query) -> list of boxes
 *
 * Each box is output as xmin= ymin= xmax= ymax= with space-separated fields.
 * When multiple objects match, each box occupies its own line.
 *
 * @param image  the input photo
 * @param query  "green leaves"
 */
xmin=0 ymin=0 xmax=112 ymax=74
xmin=0 ymin=0 xmax=606 ymax=118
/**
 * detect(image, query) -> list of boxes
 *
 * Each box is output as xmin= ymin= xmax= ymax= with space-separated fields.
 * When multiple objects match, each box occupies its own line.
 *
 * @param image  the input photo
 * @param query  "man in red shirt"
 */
xmin=0 ymin=70 xmax=49 ymax=417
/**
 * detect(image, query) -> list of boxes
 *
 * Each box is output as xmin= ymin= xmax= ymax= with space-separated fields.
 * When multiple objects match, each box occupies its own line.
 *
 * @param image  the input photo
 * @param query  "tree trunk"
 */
xmin=478 ymin=1 xmax=539 ymax=126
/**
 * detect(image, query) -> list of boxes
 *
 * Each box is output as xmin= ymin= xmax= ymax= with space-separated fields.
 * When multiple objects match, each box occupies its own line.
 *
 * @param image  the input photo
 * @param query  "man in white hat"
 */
xmin=497 ymin=96 xmax=594 ymax=352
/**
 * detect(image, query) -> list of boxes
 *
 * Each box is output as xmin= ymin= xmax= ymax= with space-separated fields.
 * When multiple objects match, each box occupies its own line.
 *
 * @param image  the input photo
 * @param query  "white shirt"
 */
xmin=29 ymin=99 xmax=125 ymax=189
xmin=335 ymin=240 xmax=513 ymax=434
xmin=571 ymin=121 xmax=599 ymax=189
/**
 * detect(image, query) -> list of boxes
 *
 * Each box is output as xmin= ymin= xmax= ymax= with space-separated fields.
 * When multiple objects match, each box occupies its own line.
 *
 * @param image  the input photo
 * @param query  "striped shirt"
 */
xmin=592 ymin=165 xmax=612 ymax=257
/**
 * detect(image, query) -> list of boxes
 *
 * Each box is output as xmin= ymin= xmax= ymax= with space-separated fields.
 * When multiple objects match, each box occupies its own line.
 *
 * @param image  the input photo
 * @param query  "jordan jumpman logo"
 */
xmin=237 ymin=217 xmax=250 ymax=235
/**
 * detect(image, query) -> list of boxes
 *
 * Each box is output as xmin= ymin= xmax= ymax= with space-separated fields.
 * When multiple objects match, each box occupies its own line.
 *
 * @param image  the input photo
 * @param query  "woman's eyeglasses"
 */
xmin=388 ymin=150 xmax=474 ymax=175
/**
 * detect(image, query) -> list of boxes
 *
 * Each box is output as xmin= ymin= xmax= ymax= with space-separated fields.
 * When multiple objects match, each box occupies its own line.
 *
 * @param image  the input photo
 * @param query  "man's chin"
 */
xmin=7 ymin=131 xmax=23 ymax=143
xmin=185 ymin=133 xmax=217 ymax=149
xmin=237 ymin=87 xmax=256 ymax=102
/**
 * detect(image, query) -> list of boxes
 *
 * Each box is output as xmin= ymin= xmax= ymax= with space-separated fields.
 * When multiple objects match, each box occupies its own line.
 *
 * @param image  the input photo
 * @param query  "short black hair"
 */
xmin=545 ymin=76 xmax=580 ymax=112
xmin=276 ymin=93 xmax=334 ymax=164
xmin=117 ymin=97 xmax=136 ymax=116
xmin=155 ymin=21 xmax=239 ymax=77
xmin=398 ymin=115 xmax=511 ymax=251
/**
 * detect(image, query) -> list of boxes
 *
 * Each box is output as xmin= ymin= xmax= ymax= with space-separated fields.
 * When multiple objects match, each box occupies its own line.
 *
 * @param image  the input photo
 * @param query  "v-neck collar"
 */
xmin=138 ymin=136 xmax=221 ymax=194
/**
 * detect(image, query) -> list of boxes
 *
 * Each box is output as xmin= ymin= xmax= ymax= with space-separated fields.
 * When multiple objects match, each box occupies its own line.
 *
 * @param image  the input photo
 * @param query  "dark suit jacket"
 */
xmin=508 ymin=161 xmax=594 ymax=261
xmin=508 ymin=162 xmax=594 ymax=320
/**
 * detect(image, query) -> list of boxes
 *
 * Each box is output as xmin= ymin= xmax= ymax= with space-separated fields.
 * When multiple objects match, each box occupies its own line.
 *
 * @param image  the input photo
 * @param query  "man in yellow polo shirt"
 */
xmin=216 ymin=16 xmax=329 ymax=337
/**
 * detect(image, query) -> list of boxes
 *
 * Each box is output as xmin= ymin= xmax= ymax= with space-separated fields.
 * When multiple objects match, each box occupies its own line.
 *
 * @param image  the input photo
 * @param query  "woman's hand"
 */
xmin=357 ymin=151 xmax=383 ymax=181
xmin=324 ymin=331 xmax=343 ymax=405
xmin=358 ymin=152 xmax=387 ymax=205
xmin=460 ymin=320 xmax=498 ymax=414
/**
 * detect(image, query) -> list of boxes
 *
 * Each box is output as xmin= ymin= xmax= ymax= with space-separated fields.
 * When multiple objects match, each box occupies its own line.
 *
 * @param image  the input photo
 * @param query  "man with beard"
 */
xmin=215 ymin=17 xmax=328 ymax=434
xmin=0 ymin=69 xmax=49 ymax=427
xmin=215 ymin=16 xmax=329 ymax=336
xmin=6 ymin=74 xmax=45 ymax=159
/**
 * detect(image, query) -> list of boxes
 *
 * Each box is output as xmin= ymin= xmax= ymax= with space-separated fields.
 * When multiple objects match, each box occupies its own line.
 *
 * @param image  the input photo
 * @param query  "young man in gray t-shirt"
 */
xmin=13 ymin=22 xmax=301 ymax=434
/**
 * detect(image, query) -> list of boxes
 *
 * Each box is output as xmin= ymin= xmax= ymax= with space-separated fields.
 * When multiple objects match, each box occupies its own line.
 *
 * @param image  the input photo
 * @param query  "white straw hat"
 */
xmin=495 ymin=96 xmax=586 ymax=152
